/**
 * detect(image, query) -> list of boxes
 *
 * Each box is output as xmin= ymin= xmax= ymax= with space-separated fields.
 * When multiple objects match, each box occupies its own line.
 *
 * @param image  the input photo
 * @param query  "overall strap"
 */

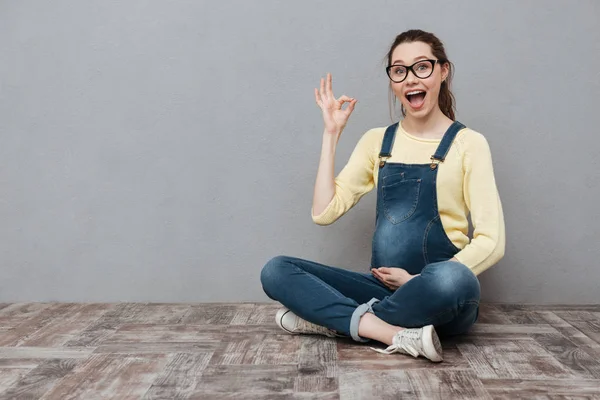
xmin=378 ymin=123 xmax=398 ymax=167
xmin=430 ymin=121 xmax=466 ymax=169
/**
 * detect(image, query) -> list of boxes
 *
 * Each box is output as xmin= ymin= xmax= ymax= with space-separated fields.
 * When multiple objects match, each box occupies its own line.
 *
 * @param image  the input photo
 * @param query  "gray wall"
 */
xmin=1 ymin=0 xmax=599 ymax=304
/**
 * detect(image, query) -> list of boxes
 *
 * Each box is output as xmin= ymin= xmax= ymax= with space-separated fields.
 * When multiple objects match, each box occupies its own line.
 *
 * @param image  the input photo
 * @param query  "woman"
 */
xmin=260 ymin=29 xmax=505 ymax=362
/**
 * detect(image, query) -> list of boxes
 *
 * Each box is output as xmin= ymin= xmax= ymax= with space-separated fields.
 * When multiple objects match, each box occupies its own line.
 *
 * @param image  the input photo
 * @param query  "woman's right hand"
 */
xmin=314 ymin=73 xmax=357 ymax=136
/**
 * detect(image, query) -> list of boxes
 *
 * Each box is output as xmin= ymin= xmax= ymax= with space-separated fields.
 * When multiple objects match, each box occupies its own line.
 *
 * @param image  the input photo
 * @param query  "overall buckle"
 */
xmin=379 ymin=156 xmax=390 ymax=168
xmin=430 ymin=156 xmax=441 ymax=170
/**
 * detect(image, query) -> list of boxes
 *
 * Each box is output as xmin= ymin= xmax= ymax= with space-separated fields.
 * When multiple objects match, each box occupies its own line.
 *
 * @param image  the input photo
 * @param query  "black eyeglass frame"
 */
xmin=385 ymin=59 xmax=445 ymax=83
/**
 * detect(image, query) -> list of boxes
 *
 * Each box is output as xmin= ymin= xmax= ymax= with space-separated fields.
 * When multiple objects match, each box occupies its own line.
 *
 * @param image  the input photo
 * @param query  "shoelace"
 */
xmin=370 ymin=329 xmax=421 ymax=357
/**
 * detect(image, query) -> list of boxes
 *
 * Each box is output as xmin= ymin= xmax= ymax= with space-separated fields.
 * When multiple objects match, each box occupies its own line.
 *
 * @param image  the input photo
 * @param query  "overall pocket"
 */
xmin=382 ymin=178 xmax=421 ymax=224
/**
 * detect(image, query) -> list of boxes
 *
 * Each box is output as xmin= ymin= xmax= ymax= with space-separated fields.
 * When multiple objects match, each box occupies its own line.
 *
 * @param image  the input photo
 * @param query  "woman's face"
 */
xmin=388 ymin=41 xmax=448 ymax=119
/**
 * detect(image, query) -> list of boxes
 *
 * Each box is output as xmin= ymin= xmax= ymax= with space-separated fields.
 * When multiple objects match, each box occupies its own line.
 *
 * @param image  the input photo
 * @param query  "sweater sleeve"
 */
xmin=311 ymin=129 xmax=377 ymax=225
xmin=454 ymin=133 xmax=506 ymax=275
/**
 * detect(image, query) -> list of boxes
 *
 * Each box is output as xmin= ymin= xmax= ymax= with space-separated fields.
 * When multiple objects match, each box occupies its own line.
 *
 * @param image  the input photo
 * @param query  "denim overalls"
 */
xmin=371 ymin=121 xmax=464 ymax=274
xmin=261 ymin=121 xmax=481 ymax=341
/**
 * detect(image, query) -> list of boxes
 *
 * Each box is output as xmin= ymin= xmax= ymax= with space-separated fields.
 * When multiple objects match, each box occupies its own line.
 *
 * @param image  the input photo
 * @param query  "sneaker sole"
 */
xmin=422 ymin=325 xmax=443 ymax=362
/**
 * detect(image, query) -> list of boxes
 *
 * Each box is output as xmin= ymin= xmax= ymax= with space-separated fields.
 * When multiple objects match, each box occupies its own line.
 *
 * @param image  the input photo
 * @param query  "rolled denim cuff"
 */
xmin=349 ymin=298 xmax=379 ymax=342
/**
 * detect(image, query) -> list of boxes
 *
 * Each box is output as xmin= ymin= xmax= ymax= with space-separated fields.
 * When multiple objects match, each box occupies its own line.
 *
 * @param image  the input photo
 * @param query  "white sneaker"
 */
xmin=371 ymin=325 xmax=443 ymax=362
xmin=275 ymin=308 xmax=338 ymax=338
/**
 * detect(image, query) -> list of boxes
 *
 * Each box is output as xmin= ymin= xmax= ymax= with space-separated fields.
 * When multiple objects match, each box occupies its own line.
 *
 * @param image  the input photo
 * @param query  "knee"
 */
xmin=425 ymin=261 xmax=480 ymax=303
xmin=260 ymin=255 xmax=291 ymax=293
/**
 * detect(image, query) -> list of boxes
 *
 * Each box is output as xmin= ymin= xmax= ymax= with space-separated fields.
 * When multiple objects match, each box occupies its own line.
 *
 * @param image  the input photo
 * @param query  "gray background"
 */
xmin=1 ymin=0 xmax=598 ymax=303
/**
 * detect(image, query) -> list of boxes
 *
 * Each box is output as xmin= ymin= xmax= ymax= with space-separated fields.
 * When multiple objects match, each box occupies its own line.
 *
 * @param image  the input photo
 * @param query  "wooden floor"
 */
xmin=0 ymin=303 xmax=599 ymax=399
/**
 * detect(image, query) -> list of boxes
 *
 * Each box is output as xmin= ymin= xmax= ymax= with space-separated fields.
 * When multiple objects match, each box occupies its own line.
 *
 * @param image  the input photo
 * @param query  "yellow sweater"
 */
xmin=312 ymin=123 xmax=505 ymax=276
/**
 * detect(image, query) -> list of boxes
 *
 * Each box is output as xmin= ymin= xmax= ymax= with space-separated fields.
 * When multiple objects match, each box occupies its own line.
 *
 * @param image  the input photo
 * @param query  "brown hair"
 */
xmin=385 ymin=29 xmax=456 ymax=121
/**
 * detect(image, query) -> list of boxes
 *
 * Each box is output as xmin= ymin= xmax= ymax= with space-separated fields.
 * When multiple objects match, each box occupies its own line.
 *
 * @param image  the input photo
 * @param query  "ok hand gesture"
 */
xmin=314 ymin=73 xmax=357 ymax=136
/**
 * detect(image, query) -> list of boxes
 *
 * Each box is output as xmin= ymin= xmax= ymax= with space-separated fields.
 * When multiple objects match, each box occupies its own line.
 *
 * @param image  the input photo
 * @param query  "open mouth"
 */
xmin=405 ymin=90 xmax=427 ymax=109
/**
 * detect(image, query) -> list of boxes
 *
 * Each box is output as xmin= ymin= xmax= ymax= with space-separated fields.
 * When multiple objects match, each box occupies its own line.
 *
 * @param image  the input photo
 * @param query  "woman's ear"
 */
xmin=441 ymin=63 xmax=449 ymax=82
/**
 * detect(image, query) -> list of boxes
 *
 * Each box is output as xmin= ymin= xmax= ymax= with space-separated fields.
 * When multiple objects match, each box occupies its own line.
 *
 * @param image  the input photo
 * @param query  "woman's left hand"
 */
xmin=371 ymin=267 xmax=418 ymax=291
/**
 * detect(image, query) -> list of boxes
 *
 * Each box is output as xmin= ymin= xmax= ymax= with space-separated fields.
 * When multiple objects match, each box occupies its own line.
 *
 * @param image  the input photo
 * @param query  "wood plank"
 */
xmin=476 ymin=304 xmax=514 ymax=324
xmin=180 ymin=304 xmax=256 ymax=325
xmin=0 ymin=347 xmax=92 ymax=360
xmin=338 ymin=370 xmax=416 ymax=400
xmin=294 ymin=375 xmax=338 ymax=394
xmin=94 ymin=342 xmax=218 ymax=354
xmin=62 ymin=320 xmax=119 ymax=348
xmin=295 ymin=336 xmax=338 ymax=394
xmin=0 ymin=369 xmax=32 ymax=393
xmin=481 ymin=378 xmax=600 ymax=398
xmin=537 ymin=311 xmax=600 ymax=358
xmin=0 ymin=359 xmax=79 ymax=400
xmin=209 ymin=331 xmax=302 ymax=365
xmin=533 ymin=332 xmax=600 ymax=379
xmin=245 ymin=304 xmax=283 ymax=325
xmin=180 ymin=394 xmax=339 ymax=400
xmin=406 ymin=369 xmax=491 ymax=400
xmin=101 ymin=324 xmax=224 ymax=344
xmin=190 ymin=364 xmax=300 ymax=396
xmin=0 ymin=360 xmax=39 ymax=369
xmin=61 ymin=303 xmax=190 ymax=348
xmin=504 ymin=311 xmax=552 ymax=324
xmin=142 ymin=352 xmax=212 ymax=400
xmin=298 ymin=336 xmax=337 ymax=376
xmin=207 ymin=336 xmax=263 ymax=365
xmin=0 ymin=303 xmax=55 ymax=332
xmin=61 ymin=303 xmax=147 ymax=348
xmin=8 ymin=304 xmax=115 ymax=347
xmin=495 ymin=304 xmax=600 ymax=312
xmin=0 ymin=304 xmax=80 ymax=346
xmin=102 ymin=323 xmax=278 ymax=343
xmin=40 ymin=354 xmax=169 ymax=400
xmin=0 ymin=303 xmax=53 ymax=319
xmin=457 ymin=338 xmax=578 ymax=380
xmin=126 ymin=304 xmax=191 ymax=325
xmin=554 ymin=311 xmax=600 ymax=344
xmin=468 ymin=323 xmax=558 ymax=335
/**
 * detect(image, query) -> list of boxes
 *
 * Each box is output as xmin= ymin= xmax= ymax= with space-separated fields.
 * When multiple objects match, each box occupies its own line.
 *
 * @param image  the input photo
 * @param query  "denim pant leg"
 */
xmin=369 ymin=260 xmax=481 ymax=338
xmin=260 ymin=255 xmax=391 ymax=340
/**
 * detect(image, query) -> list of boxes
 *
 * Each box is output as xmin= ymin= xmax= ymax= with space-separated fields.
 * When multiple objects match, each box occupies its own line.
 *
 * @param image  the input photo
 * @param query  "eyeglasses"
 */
xmin=385 ymin=59 xmax=442 ymax=83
